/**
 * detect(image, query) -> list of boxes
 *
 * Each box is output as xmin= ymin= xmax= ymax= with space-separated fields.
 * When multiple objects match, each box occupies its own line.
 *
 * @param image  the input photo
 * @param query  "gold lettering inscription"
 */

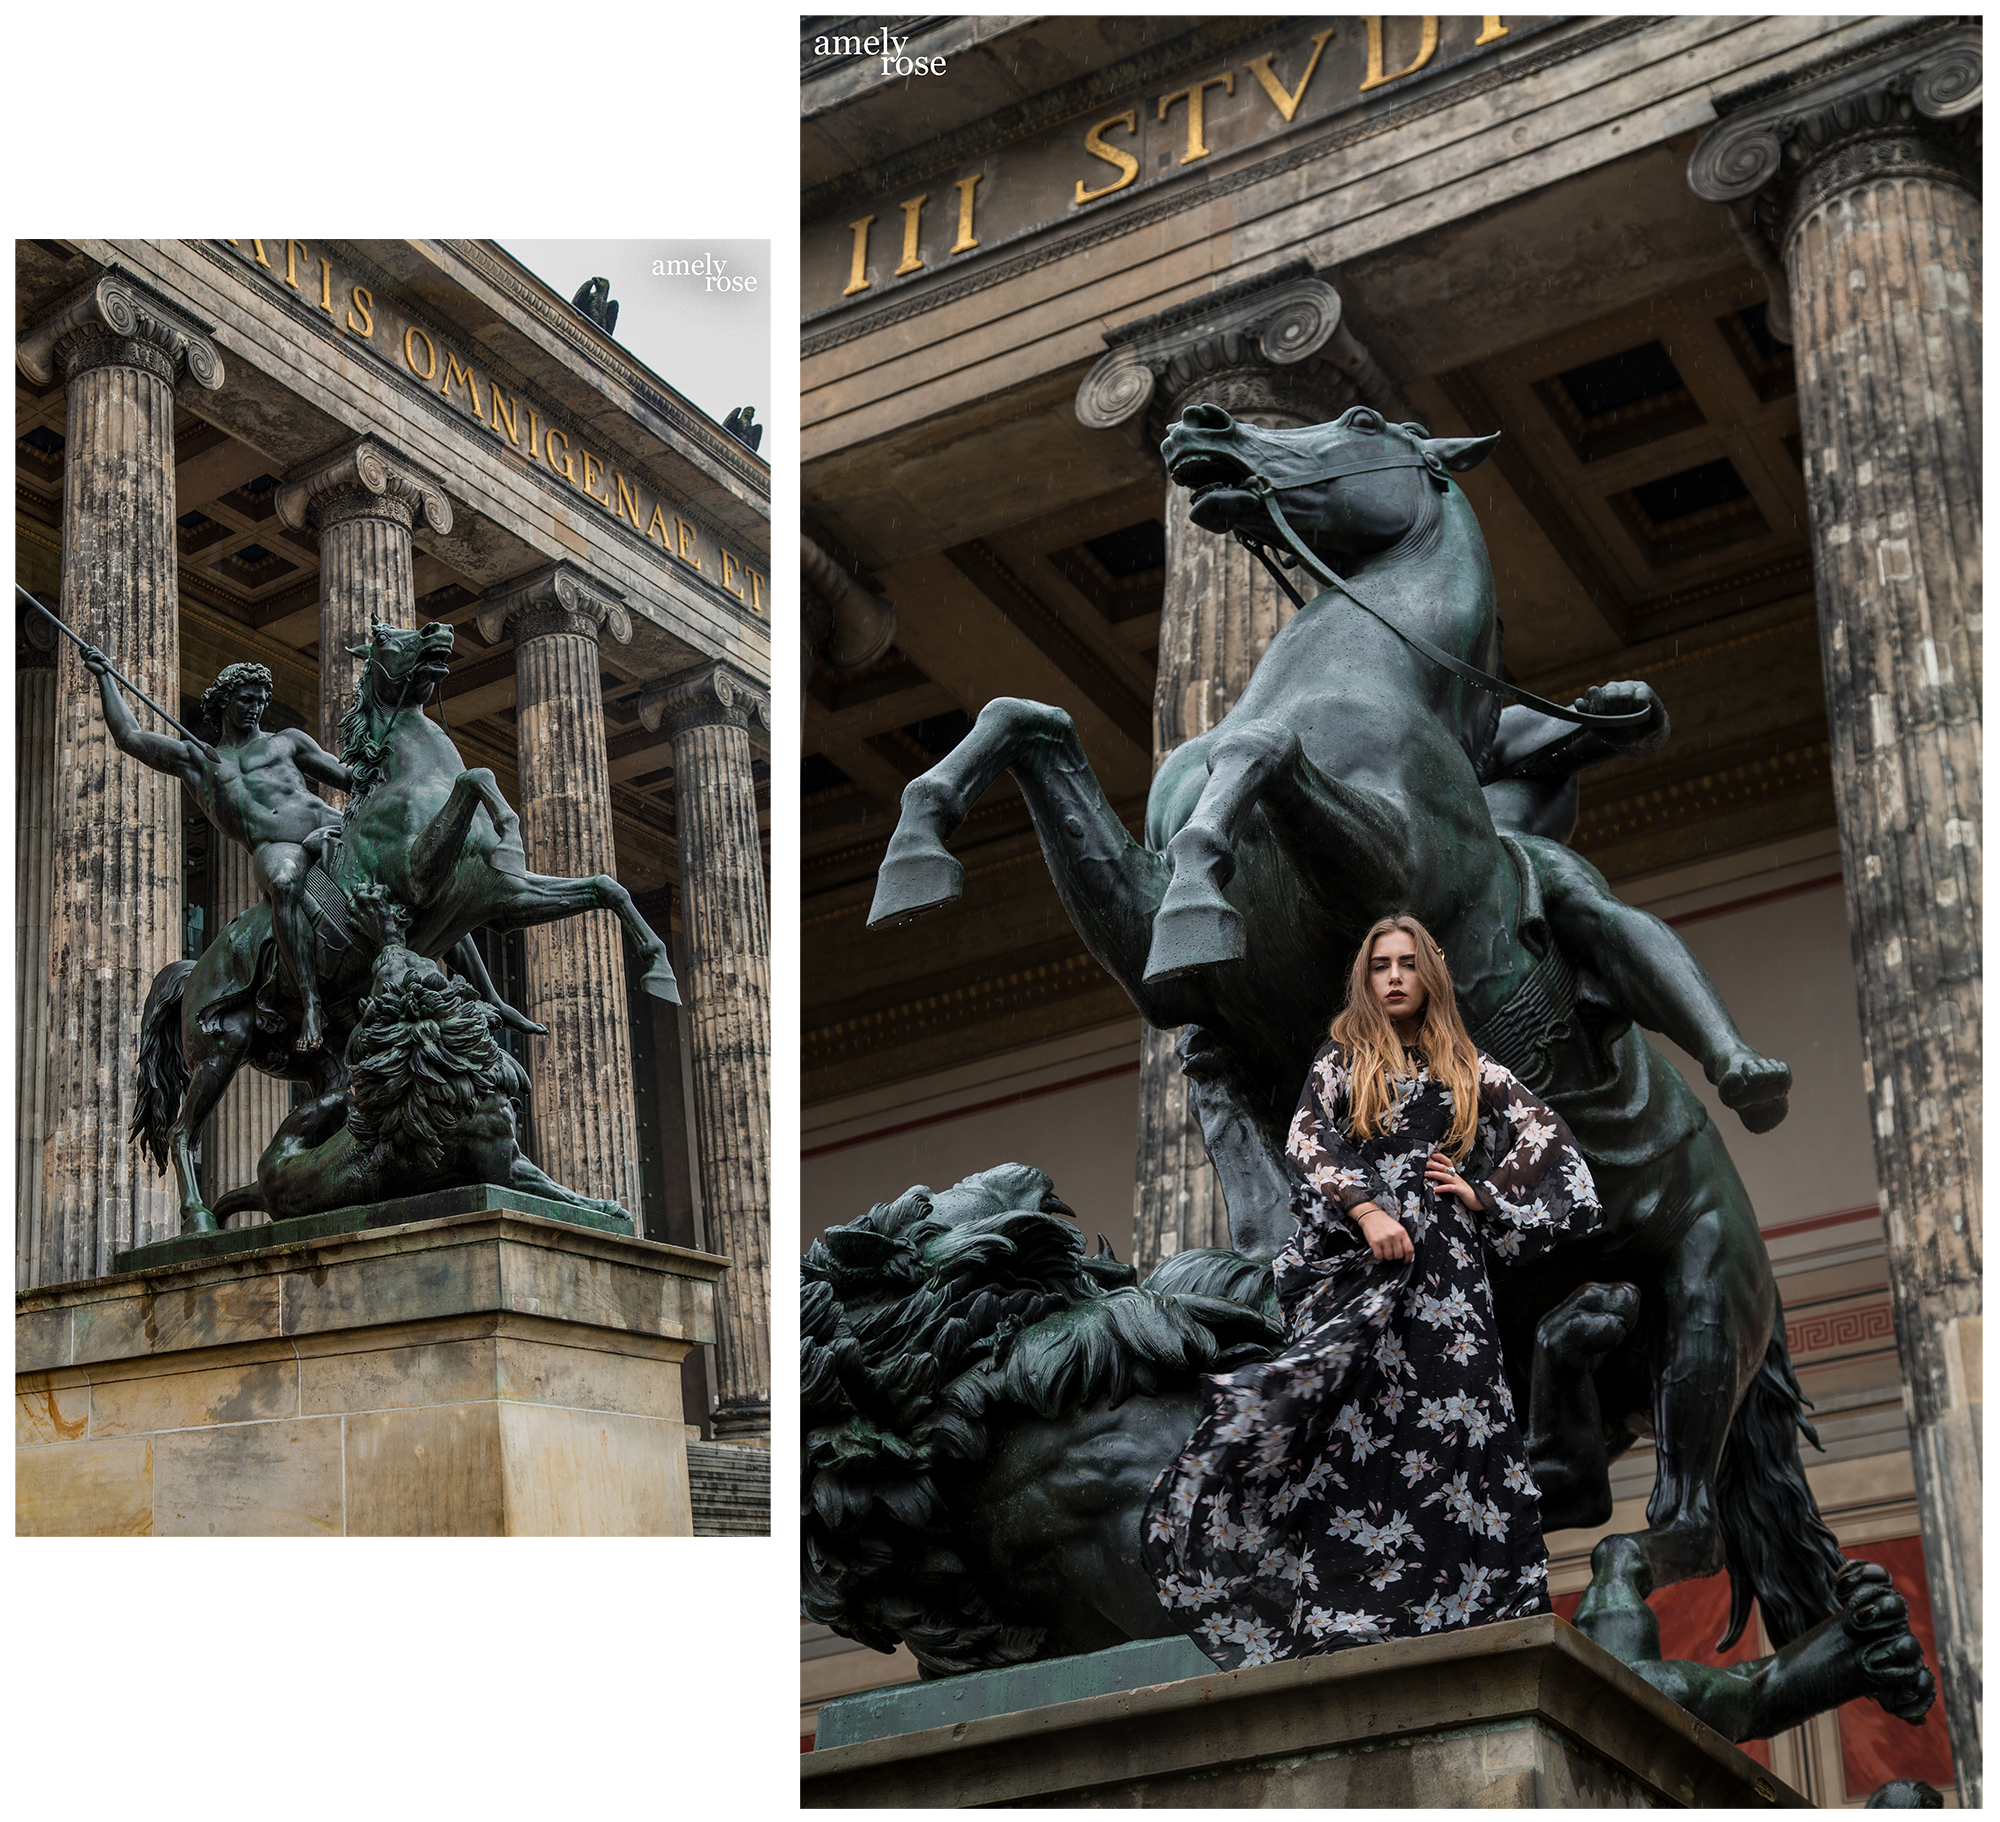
xmin=526 ymin=410 xmax=543 ymax=466
xmin=675 ymin=518 xmax=701 ymax=569
xmin=490 ymin=389 xmax=521 ymax=449
xmin=403 ymin=325 xmax=437 ymax=382
xmin=581 ymin=449 xmax=609 ymax=504
xmin=1245 ymin=28 xmax=1335 ymax=122
xmin=950 ymin=174 xmax=982 ymax=254
xmin=347 ymin=285 xmax=375 ymax=337
xmin=844 ymin=216 xmax=875 ymax=297
xmin=615 ymin=472 xmax=645 ymax=528
xmin=895 ymin=195 xmax=928 ymax=277
xmin=1359 ymin=17 xmax=1439 ymax=91
xmin=1475 ymin=17 xmax=1508 ymax=46
xmin=546 ymin=428 xmax=576 ymax=483
xmin=1075 ymin=111 xmax=1140 ymax=205
xmin=647 ymin=502 xmax=672 ymax=547
xmin=442 ymin=350 xmax=483 ymax=421
xmin=285 ymin=240 xmax=309 ymax=289
xmin=721 ymin=550 xmax=746 ymax=600
xmin=318 ymin=258 xmax=335 ymax=314
xmin=235 ymin=239 xmax=272 ymax=268
xmin=1159 ymin=72 xmax=1235 ymax=164
xmin=748 ymin=568 xmax=766 ymax=613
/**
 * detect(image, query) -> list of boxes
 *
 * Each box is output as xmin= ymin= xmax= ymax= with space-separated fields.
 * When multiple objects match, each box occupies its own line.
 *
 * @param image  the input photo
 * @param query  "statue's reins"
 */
xmin=1230 ymin=449 xmax=1650 ymax=732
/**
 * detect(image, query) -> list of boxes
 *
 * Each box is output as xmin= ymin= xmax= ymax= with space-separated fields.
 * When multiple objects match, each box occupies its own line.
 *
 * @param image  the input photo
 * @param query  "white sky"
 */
xmin=500 ymin=239 xmax=772 ymax=452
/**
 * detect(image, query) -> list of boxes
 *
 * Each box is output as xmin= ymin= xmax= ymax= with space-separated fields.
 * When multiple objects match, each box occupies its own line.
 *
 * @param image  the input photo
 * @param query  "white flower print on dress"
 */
xmin=1142 ymin=1036 xmax=1600 ymax=1670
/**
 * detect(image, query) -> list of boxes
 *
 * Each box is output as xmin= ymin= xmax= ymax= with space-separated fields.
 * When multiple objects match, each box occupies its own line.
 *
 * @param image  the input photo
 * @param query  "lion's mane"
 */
xmin=345 ymin=969 xmax=527 ymax=1172
xmin=802 ymin=1166 xmax=1280 ymax=1676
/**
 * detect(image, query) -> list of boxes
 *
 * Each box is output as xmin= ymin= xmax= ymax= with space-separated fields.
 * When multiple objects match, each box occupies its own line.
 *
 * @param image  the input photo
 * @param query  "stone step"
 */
xmin=688 ymin=1440 xmax=771 ymax=1536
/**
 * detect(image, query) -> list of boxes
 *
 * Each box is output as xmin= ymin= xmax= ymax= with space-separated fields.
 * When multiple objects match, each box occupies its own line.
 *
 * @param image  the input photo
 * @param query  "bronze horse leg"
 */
xmin=482 ymin=869 xmax=680 ymax=1003
xmin=1146 ymin=718 xmax=1416 ymax=984
xmin=407 ymin=767 xmax=527 ymax=902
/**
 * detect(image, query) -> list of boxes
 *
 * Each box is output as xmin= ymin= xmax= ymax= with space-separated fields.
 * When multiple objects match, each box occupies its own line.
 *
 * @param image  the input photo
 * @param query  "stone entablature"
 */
xmin=216 ymin=239 xmax=768 ymax=619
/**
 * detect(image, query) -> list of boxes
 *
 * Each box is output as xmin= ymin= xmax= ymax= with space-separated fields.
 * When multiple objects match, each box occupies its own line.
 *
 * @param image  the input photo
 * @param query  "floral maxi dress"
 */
xmin=1141 ymin=1040 xmax=1602 ymax=1668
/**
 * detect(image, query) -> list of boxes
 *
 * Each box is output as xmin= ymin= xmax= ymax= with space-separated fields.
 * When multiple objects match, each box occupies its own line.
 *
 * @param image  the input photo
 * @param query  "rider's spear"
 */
xmin=15 ymin=583 xmax=218 ymax=756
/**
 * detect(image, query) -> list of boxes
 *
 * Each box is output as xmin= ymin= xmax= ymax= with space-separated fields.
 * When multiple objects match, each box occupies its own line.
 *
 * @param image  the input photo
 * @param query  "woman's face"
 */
xmin=1369 ymin=930 xmax=1427 ymax=1027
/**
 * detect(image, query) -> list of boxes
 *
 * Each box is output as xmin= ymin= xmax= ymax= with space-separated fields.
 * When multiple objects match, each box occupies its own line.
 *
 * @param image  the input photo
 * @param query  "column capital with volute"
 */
xmin=17 ymin=269 xmax=225 ymax=393
xmin=1690 ymin=24 xmax=1980 ymax=250
xmin=640 ymin=660 xmax=771 ymax=750
xmin=476 ymin=560 xmax=632 ymax=647
xmin=274 ymin=435 xmax=453 ymax=539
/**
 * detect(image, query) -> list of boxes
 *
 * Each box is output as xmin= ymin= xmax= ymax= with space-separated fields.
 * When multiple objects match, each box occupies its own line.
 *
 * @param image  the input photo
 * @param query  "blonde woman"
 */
xmin=1143 ymin=913 xmax=1602 ymax=1668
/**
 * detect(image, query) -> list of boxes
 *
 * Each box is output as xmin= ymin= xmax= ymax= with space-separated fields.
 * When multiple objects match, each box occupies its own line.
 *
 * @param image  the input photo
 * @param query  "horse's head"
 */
xmin=348 ymin=617 xmax=456 ymax=704
xmin=1162 ymin=402 xmax=1499 ymax=562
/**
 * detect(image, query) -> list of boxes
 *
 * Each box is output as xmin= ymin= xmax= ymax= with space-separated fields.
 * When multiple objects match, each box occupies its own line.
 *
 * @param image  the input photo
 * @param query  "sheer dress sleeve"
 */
xmin=1285 ymin=1041 xmax=1392 ymax=1224
xmin=1466 ymin=1054 xmax=1601 ymax=1264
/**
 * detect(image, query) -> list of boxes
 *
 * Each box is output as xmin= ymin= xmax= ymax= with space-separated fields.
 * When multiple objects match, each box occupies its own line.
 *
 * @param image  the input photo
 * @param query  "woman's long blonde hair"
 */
xmin=1330 ymin=913 xmax=1481 ymax=1158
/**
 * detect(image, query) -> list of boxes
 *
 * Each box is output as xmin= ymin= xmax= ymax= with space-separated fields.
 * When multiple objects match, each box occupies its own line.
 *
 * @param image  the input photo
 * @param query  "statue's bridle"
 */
xmin=1222 ymin=447 xmax=1652 ymax=732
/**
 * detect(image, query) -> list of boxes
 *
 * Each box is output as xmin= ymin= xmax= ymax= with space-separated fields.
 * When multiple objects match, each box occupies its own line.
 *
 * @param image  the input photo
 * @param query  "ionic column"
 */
xmin=16 ymin=603 xmax=58 ymax=1286
xmin=1075 ymin=269 xmax=1406 ymax=1273
xmin=16 ymin=271 xmax=225 ymax=1281
xmin=477 ymin=562 xmax=642 ymax=1210
xmin=274 ymin=437 xmax=451 ymax=760
xmin=1694 ymin=28 xmax=1982 ymax=1797
xmin=641 ymin=663 xmax=772 ymax=1444
xmin=204 ymin=839 xmax=289 ymax=1221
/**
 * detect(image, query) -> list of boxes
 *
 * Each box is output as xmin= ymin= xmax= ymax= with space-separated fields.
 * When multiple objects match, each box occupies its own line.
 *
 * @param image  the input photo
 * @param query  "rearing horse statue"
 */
xmin=136 ymin=617 xmax=678 ymax=1232
xmin=866 ymin=403 xmax=1847 ymax=1652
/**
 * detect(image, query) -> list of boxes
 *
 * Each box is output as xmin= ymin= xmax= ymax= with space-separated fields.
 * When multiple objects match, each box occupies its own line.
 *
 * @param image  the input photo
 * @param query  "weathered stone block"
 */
xmin=17 ymin=1210 xmax=726 ymax=1536
xmin=153 ymin=1418 xmax=344 ymax=1537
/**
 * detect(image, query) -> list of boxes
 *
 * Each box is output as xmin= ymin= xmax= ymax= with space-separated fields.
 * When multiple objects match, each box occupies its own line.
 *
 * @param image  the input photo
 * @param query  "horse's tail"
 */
xmin=1715 ymin=1310 xmax=1849 ymax=1650
xmin=130 ymin=961 xmax=195 ymax=1173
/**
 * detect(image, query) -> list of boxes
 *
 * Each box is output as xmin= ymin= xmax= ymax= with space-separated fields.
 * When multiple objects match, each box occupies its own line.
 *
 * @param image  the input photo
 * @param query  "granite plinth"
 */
xmin=19 ymin=1208 xmax=725 ymax=1535
xmin=112 ymin=1182 xmax=632 ymax=1273
xmin=800 ymin=1614 xmax=1807 ymax=1807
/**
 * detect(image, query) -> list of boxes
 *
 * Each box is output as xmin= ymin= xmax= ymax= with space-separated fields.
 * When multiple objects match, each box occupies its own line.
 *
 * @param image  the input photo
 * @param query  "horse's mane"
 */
xmin=802 ymin=1170 xmax=1279 ymax=1675
xmin=344 ymin=968 xmax=524 ymax=1171
xmin=337 ymin=658 xmax=395 ymax=799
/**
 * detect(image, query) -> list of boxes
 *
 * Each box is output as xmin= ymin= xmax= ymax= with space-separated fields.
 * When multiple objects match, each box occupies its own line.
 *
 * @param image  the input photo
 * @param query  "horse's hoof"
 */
xmin=180 ymin=1209 xmax=221 ymax=1236
xmin=640 ymin=962 xmax=681 ymax=1005
xmin=869 ymin=843 xmax=963 ymax=926
xmin=1144 ymin=894 xmax=1243 ymax=982
xmin=1536 ymin=1281 xmax=1639 ymax=1370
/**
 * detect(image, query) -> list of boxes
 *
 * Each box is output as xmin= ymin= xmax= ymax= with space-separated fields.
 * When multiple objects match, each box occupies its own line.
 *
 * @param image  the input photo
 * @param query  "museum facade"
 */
xmin=798 ymin=16 xmax=1978 ymax=1798
xmin=16 ymin=238 xmax=772 ymax=1459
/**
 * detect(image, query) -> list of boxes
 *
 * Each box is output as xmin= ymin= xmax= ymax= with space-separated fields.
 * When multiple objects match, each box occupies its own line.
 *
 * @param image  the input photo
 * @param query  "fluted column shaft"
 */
xmin=41 ymin=353 xmax=186 ymax=1279
xmin=275 ymin=438 xmax=451 ymax=761
xmin=1788 ymin=130 xmax=1982 ymax=1801
xmin=1136 ymin=380 xmax=1342 ymax=1276
xmin=205 ymin=839 xmax=290 ymax=1219
xmin=17 ymin=618 xmax=57 ymax=1286
xmin=316 ymin=509 xmax=415 ymax=752
xmin=647 ymin=664 xmax=771 ymax=1443
xmin=489 ymin=574 xmax=642 ymax=1210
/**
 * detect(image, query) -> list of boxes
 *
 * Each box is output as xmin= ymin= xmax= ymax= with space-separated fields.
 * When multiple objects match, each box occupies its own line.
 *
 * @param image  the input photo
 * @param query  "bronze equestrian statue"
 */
xmin=128 ymin=616 xmax=678 ymax=1231
xmin=863 ymin=402 xmax=1873 ymax=1660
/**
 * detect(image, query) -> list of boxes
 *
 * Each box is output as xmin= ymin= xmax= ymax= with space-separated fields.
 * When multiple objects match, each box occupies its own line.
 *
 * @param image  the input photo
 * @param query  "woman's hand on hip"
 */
xmin=1425 ymin=1152 xmax=1482 ymax=1211
xmin=1351 ymin=1201 xmax=1414 ymax=1263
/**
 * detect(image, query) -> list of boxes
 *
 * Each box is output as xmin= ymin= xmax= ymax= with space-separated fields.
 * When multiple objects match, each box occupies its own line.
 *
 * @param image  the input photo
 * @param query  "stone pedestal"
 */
xmin=16 ymin=271 xmax=225 ymax=1285
xmin=477 ymin=563 xmax=642 ymax=1210
xmin=1074 ymin=268 xmax=1405 ymax=1273
xmin=273 ymin=437 xmax=451 ymax=759
xmin=802 ymin=1616 xmax=1805 ymax=1807
xmin=17 ymin=1207 xmax=723 ymax=1536
xmin=642 ymin=663 xmax=773 ymax=1444
xmin=1691 ymin=27 xmax=1982 ymax=1799
xmin=204 ymin=838 xmax=289 ymax=1221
